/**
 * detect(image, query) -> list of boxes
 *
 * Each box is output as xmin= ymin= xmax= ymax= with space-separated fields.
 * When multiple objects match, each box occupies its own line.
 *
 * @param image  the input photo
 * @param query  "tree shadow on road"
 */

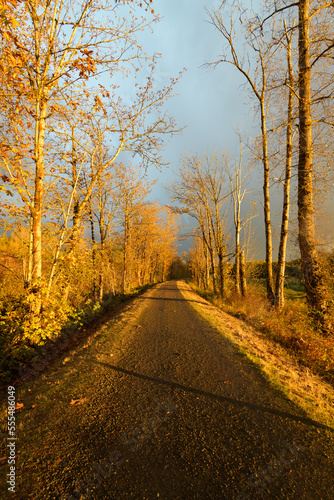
xmin=137 ymin=296 xmax=205 ymax=304
xmin=90 ymin=360 xmax=334 ymax=433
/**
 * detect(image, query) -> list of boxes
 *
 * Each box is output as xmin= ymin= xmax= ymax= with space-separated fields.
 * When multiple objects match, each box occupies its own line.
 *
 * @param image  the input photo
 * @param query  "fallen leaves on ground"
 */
xmin=70 ymin=398 xmax=86 ymax=406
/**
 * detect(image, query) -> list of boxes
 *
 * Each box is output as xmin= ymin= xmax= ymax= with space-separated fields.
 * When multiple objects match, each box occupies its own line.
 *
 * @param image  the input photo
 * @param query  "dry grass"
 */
xmin=206 ymin=284 xmax=334 ymax=387
xmin=180 ymin=281 xmax=334 ymax=429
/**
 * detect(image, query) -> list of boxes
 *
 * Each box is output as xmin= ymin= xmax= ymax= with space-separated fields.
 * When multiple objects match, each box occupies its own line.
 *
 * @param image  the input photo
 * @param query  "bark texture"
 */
xmin=297 ymin=0 xmax=331 ymax=331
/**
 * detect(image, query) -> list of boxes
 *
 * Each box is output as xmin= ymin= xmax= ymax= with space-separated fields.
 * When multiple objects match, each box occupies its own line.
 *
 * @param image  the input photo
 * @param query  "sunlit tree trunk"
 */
xmin=30 ymin=98 xmax=48 ymax=313
xmin=207 ymin=7 xmax=275 ymax=304
xmin=235 ymin=237 xmax=241 ymax=295
xmin=275 ymin=21 xmax=294 ymax=310
xmin=230 ymin=156 xmax=245 ymax=297
xmin=204 ymin=244 xmax=210 ymax=289
xmin=89 ymin=201 xmax=97 ymax=299
xmin=207 ymin=222 xmax=216 ymax=293
xmin=217 ymin=252 xmax=225 ymax=298
xmin=98 ymin=219 xmax=106 ymax=301
xmin=240 ymin=251 xmax=247 ymax=297
xmin=298 ymin=0 xmax=331 ymax=331
xmin=260 ymin=97 xmax=274 ymax=304
xmin=122 ymin=209 xmax=130 ymax=294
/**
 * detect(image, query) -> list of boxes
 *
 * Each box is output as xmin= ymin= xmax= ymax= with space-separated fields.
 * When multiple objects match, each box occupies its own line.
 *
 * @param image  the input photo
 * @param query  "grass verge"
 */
xmin=178 ymin=280 xmax=334 ymax=429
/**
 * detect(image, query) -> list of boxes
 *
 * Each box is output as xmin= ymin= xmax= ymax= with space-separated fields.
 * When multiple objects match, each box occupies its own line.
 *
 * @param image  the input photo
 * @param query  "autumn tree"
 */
xmin=186 ymin=233 xmax=209 ymax=289
xmin=157 ymin=207 xmax=180 ymax=282
xmin=90 ymin=166 xmax=120 ymax=300
xmin=274 ymin=19 xmax=297 ymax=309
xmin=115 ymin=165 xmax=155 ymax=293
xmin=296 ymin=0 xmax=333 ymax=329
xmin=0 ymin=0 xmax=180 ymax=319
xmin=227 ymin=145 xmax=252 ymax=297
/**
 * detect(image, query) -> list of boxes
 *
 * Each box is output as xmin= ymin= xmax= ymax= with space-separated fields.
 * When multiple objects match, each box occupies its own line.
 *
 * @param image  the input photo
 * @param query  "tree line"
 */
xmin=0 ymin=0 xmax=180 ymax=354
xmin=174 ymin=0 xmax=333 ymax=334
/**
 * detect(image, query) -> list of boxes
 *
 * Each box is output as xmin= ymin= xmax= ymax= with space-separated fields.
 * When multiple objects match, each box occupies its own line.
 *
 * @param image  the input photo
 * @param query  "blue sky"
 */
xmin=114 ymin=0 xmax=333 ymax=260
xmin=135 ymin=0 xmax=265 ymax=258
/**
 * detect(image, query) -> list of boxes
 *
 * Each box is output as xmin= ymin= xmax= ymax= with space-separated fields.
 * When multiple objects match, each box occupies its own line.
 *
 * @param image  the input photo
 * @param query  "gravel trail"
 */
xmin=2 ymin=280 xmax=334 ymax=499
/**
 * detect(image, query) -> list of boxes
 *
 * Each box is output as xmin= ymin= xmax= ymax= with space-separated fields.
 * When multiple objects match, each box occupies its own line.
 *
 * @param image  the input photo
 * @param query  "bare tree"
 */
xmin=168 ymin=152 xmax=229 ymax=296
xmin=296 ymin=0 xmax=332 ymax=330
xmin=206 ymin=3 xmax=279 ymax=303
xmin=274 ymin=19 xmax=297 ymax=309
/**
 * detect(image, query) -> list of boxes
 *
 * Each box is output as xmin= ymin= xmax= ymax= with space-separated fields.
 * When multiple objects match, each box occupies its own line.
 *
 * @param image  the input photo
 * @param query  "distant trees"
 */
xmin=0 ymin=160 xmax=180 ymax=347
xmin=228 ymin=146 xmax=250 ymax=298
xmin=171 ymin=148 xmax=253 ymax=298
xmin=169 ymin=152 xmax=230 ymax=297
xmin=115 ymin=166 xmax=155 ymax=293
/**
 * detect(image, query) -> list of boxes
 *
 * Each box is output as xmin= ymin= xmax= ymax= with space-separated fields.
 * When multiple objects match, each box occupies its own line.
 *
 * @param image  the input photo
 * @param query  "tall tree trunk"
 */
xmin=30 ymin=98 xmax=47 ymax=313
xmin=109 ymin=256 xmax=115 ymax=296
xmin=99 ymin=235 xmax=105 ymax=301
xmin=98 ymin=213 xmax=106 ymax=301
xmin=260 ymin=98 xmax=275 ymax=304
xmin=26 ymin=216 xmax=34 ymax=287
xmin=89 ymin=202 xmax=97 ymax=299
xmin=298 ymin=0 xmax=331 ymax=331
xmin=204 ymin=243 xmax=210 ymax=289
xmin=207 ymin=229 xmax=216 ymax=293
xmin=235 ymin=229 xmax=241 ymax=296
xmin=230 ymin=155 xmax=244 ymax=297
xmin=240 ymin=251 xmax=247 ymax=297
xmin=218 ymin=252 xmax=225 ymax=298
xmin=123 ymin=212 xmax=130 ymax=294
xmin=275 ymin=23 xmax=294 ymax=310
xmin=201 ymin=221 xmax=216 ymax=293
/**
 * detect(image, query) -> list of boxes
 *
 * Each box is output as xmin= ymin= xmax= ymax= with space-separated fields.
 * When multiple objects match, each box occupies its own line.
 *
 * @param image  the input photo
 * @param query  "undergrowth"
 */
xmin=189 ymin=281 xmax=334 ymax=387
xmin=0 ymin=283 xmax=157 ymax=387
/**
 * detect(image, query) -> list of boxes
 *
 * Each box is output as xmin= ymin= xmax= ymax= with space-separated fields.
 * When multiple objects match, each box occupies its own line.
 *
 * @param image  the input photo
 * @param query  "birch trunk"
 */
xmin=240 ymin=251 xmax=247 ymax=297
xmin=260 ymin=98 xmax=274 ymax=304
xmin=30 ymin=98 xmax=48 ymax=313
xmin=89 ymin=203 xmax=97 ymax=299
xmin=275 ymin=23 xmax=294 ymax=310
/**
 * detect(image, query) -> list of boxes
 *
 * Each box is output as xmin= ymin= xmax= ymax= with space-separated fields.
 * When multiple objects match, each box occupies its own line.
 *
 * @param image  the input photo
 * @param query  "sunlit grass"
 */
xmin=189 ymin=279 xmax=334 ymax=387
xmin=181 ymin=280 xmax=334 ymax=428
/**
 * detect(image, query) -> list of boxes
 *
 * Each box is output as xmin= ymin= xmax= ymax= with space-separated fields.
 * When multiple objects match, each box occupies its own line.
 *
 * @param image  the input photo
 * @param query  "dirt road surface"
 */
xmin=1 ymin=281 xmax=334 ymax=499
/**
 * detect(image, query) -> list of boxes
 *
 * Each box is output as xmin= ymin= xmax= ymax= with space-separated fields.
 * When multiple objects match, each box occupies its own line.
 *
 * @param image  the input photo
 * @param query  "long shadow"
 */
xmin=137 ymin=296 xmax=205 ymax=304
xmin=91 ymin=360 xmax=333 ymax=433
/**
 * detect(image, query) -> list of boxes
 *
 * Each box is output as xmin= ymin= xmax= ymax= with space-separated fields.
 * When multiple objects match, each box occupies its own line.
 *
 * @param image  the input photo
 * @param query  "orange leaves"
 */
xmin=98 ymin=84 xmax=110 ymax=98
xmin=80 ymin=48 xmax=93 ymax=57
xmin=70 ymin=397 xmax=86 ymax=406
xmin=0 ymin=0 xmax=20 ymax=30
xmin=70 ymin=51 xmax=98 ymax=80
